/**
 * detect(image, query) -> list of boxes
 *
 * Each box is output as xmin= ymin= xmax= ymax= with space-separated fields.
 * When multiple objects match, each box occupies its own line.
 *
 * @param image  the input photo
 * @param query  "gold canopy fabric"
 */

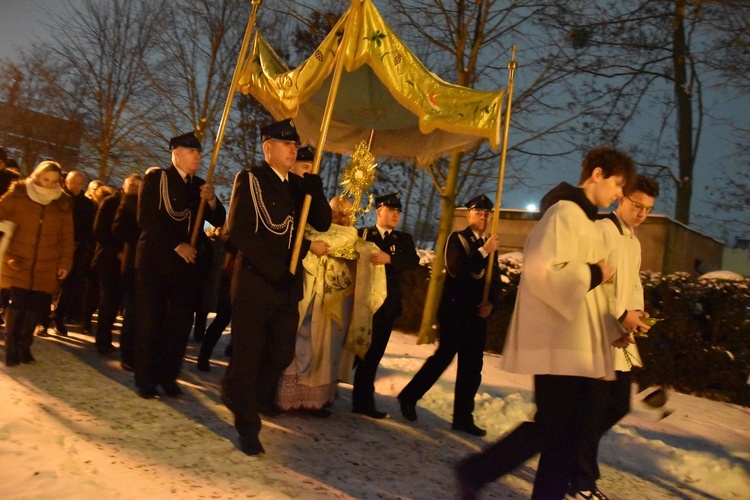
xmin=237 ymin=0 xmax=504 ymax=167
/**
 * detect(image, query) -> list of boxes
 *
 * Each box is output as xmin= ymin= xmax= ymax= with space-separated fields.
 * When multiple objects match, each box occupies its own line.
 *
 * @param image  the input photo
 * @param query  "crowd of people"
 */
xmin=0 ymin=124 xmax=661 ymax=499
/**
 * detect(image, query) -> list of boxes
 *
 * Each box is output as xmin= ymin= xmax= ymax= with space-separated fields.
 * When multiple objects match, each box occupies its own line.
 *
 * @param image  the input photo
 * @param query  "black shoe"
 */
xmin=353 ymin=406 xmax=388 ymax=419
xmin=138 ymin=387 xmax=159 ymax=399
xmin=20 ymin=349 xmax=36 ymax=364
xmin=398 ymin=395 xmax=418 ymax=421
xmin=53 ymin=324 xmax=68 ymax=337
xmin=196 ymin=358 xmax=210 ymax=372
xmin=452 ymin=421 xmax=487 ymax=437
xmin=161 ymin=381 xmax=184 ymax=397
xmin=120 ymin=361 xmax=134 ymax=372
xmin=303 ymin=407 xmax=332 ymax=418
xmin=5 ymin=351 xmax=21 ymax=367
xmin=96 ymin=344 xmax=117 ymax=355
xmin=570 ymin=488 xmax=610 ymax=500
xmin=238 ymin=435 xmax=265 ymax=456
xmin=258 ymin=404 xmax=284 ymax=417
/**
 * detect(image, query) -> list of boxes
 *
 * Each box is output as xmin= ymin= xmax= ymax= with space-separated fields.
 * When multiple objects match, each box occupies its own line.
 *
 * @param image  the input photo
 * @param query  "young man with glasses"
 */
xmin=566 ymin=174 xmax=660 ymax=500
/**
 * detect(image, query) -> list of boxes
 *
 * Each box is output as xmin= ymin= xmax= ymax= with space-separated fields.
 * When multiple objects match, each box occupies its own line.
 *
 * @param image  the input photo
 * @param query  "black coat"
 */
xmin=440 ymin=225 xmax=500 ymax=313
xmin=135 ymin=165 xmax=226 ymax=276
xmin=69 ymin=191 xmax=97 ymax=250
xmin=112 ymin=192 xmax=139 ymax=278
xmin=91 ymin=191 xmax=123 ymax=269
xmin=228 ymin=162 xmax=331 ymax=306
xmin=359 ymin=225 xmax=419 ymax=317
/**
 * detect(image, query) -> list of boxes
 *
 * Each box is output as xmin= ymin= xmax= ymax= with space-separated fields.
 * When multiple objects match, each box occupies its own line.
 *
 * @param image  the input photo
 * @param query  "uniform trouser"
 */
xmin=224 ymin=299 xmax=298 ymax=438
xmin=572 ymin=370 xmax=632 ymax=492
xmin=458 ymin=374 xmax=610 ymax=500
xmin=400 ymin=310 xmax=486 ymax=424
xmin=4 ymin=288 xmax=51 ymax=362
xmin=119 ymin=273 xmax=137 ymax=366
xmin=352 ymin=308 xmax=395 ymax=411
xmin=134 ymin=268 xmax=197 ymax=391
xmin=95 ymin=259 xmax=121 ymax=348
xmin=198 ymin=279 xmax=232 ymax=363
xmin=55 ymin=248 xmax=90 ymax=324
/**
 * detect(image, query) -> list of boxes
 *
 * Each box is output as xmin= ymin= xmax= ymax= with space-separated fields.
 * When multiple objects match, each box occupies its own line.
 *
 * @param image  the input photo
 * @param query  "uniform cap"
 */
xmin=375 ymin=192 xmax=402 ymax=210
xmin=465 ymin=194 xmax=493 ymax=211
xmin=169 ymin=132 xmax=202 ymax=151
xmin=261 ymin=118 xmax=301 ymax=144
xmin=296 ymin=145 xmax=315 ymax=162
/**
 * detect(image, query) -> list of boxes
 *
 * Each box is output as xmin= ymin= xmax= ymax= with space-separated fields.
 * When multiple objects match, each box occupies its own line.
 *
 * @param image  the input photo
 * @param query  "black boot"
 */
xmin=18 ymin=310 xmax=41 ymax=364
xmin=4 ymin=308 xmax=21 ymax=367
xmin=196 ymin=356 xmax=210 ymax=372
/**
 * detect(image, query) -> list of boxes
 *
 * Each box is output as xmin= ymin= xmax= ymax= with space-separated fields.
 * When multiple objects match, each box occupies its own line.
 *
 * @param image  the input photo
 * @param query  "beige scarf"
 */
xmin=25 ymin=179 xmax=63 ymax=205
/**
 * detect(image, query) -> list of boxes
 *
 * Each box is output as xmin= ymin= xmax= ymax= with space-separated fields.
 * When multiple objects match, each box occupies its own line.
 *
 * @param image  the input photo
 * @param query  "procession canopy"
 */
xmin=237 ymin=0 xmax=504 ymax=167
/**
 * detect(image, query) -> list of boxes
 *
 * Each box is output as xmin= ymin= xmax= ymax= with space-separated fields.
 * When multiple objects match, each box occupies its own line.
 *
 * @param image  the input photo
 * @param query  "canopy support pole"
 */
xmin=483 ymin=46 xmax=517 ymax=302
xmin=289 ymin=0 xmax=359 ymax=273
xmin=190 ymin=0 xmax=263 ymax=246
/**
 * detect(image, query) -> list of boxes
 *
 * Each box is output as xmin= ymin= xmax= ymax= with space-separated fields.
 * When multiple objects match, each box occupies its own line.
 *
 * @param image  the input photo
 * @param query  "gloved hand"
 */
xmin=300 ymin=173 xmax=323 ymax=195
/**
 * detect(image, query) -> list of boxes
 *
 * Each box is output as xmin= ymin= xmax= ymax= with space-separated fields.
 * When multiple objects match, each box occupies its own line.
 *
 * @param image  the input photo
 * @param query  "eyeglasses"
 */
xmin=626 ymin=196 xmax=654 ymax=214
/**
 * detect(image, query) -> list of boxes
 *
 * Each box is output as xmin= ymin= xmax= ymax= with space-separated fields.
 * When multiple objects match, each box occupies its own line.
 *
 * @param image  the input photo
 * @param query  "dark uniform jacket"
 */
xmin=91 ymin=190 xmax=123 ymax=269
xmin=441 ymin=225 xmax=500 ymax=312
xmin=112 ymin=192 xmax=139 ymax=278
xmin=228 ymin=162 xmax=331 ymax=306
xmin=359 ymin=226 xmax=419 ymax=317
xmin=135 ymin=165 xmax=226 ymax=275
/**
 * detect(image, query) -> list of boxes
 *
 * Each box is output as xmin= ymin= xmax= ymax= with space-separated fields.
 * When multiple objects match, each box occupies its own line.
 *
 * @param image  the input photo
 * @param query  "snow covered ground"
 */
xmin=1 ymin=326 xmax=749 ymax=499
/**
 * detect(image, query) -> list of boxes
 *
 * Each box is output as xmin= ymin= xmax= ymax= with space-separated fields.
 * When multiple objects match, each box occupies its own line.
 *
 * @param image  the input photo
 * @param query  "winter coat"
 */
xmin=0 ymin=180 xmax=75 ymax=295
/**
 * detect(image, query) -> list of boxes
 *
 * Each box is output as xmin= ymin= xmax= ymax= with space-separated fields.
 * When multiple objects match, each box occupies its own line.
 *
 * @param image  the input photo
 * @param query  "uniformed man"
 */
xmin=398 ymin=194 xmax=500 ymax=436
xmin=352 ymin=193 xmax=419 ymax=419
xmin=223 ymin=119 xmax=331 ymax=456
xmin=134 ymin=132 xmax=225 ymax=399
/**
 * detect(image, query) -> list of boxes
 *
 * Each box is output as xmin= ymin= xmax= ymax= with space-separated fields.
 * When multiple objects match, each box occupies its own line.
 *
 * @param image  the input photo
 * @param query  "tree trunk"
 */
xmin=673 ymin=0 xmax=694 ymax=225
xmin=417 ymin=150 xmax=462 ymax=344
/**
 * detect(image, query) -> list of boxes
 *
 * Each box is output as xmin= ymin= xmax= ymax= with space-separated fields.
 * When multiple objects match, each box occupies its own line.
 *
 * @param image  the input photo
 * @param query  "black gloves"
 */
xmin=300 ymin=173 xmax=323 ymax=195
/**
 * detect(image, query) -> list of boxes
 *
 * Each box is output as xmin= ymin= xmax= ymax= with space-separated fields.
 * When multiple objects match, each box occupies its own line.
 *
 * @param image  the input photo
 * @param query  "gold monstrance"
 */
xmin=338 ymin=139 xmax=377 ymax=227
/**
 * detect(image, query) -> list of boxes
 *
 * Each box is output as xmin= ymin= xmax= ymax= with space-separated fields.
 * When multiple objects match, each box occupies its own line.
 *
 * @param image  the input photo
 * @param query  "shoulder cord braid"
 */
xmin=158 ymin=170 xmax=191 ymax=235
xmin=450 ymin=233 xmax=485 ymax=280
xmin=247 ymin=170 xmax=294 ymax=248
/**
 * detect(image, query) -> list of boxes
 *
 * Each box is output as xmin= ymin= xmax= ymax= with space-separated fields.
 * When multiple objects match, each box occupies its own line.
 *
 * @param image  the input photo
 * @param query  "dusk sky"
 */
xmin=0 ymin=0 xmax=64 ymax=61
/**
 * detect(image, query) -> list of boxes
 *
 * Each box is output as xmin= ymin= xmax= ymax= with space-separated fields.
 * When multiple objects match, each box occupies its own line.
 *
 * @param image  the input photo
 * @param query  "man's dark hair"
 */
xmin=579 ymin=147 xmax=636 ymax=186
xmin=625 ymin=174 xmax=660 ymax=198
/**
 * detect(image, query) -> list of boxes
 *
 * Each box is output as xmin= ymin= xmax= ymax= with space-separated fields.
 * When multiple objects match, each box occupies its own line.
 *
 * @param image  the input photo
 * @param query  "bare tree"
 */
xmin=144 ymin=0 xmax=255 ymax=187
xmin=35 ymin=0 xmax=168 ymax=181
xmin=535 ymin=0 xmax=750 ymax=226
